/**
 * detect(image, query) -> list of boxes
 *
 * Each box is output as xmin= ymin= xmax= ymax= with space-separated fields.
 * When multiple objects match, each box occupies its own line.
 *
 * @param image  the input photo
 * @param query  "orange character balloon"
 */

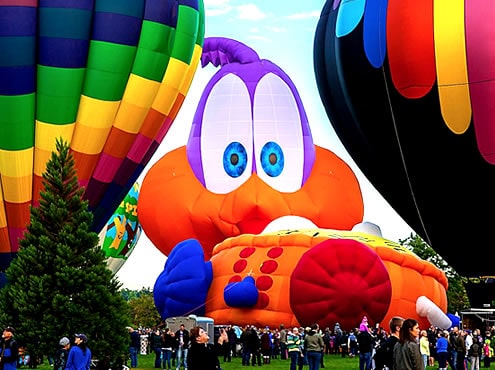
xmin=139 ymin=37 xmax=450 ymax=330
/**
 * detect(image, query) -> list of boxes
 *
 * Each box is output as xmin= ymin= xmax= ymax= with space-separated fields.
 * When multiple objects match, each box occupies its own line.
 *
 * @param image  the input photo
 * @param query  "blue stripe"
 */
xmin=0 ymin=6 xmax=37 ymax=37
xmin=92 ymin=12 xmax=143 ymax=46
xmin=95 ymin=0 xmax=144 ymax=18
xmin=0 ymin=66 xmax=35 ymax=95
xmin=39 ymin=0 xmax=94 ymax=11
xmin=38 ymin=37 xmax=90 ymax=68
xmin=144 ymin=0 xmax=177 ymax=27
xmin=363 ymin=0 xmax=388 ymax=68
xmin=180 ymin=0 xmax=199 ymax=12
xmin=0 ymin=37 xmax=35 ymax=66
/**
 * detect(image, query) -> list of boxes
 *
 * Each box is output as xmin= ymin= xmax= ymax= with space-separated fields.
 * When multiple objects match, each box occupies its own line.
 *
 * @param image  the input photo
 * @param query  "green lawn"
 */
xmin=33 ymin=352 xmax=495 ymax=370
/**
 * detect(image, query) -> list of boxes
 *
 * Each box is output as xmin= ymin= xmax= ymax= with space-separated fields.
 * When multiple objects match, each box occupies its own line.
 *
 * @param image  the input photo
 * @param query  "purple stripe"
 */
xmin=92 ymin=11 xmax=142 ymax=46
xmin=144 ymin=0 xmax=177 ymax=26
xmin=127 ymin=134 xmax=152 ymax=162
xmin=0 ymin=6 xmax=37 ymax=36
xmin=39 ymin=0 xmax=93 ymax=10
xmin=92 ymin=153 xmax=122 ymax=182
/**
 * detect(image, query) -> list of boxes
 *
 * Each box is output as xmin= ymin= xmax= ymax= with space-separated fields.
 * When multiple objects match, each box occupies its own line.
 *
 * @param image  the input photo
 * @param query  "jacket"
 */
xmin=187 ymin=342 xmax=222 ymax=370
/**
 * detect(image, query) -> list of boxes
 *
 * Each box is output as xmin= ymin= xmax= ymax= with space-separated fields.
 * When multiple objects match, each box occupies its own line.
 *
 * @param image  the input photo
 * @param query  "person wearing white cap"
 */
xmin=54 ymin=337 xmax=71 ymax=370
xmin=65 ymin=334 xmax=91 ymax=370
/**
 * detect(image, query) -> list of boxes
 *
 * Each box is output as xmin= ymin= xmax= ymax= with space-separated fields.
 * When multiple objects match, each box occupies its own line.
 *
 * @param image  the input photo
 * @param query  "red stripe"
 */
xmin=387 ymin=0 xmax=435 ymax=98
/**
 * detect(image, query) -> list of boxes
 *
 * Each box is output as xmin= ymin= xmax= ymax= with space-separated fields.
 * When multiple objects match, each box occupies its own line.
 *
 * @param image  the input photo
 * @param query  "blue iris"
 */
xmin=223 ymin=142 xmax=248 ymax=178
xmin=260 ymin=141 xmax=284 ymax=177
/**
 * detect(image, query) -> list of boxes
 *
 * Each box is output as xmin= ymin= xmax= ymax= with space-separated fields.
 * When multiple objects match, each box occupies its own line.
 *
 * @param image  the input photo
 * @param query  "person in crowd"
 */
xmin=455 ymin=329 xmax=467 ymax=370
xmin=54 ymin=337 xmax=71 ymax=370
xmin=65 ymin=334 xmax=91 ymax=370
xmin=426 ymin=325 xmax=437 ymax=367
xmin=348 ymin=329 xmax=358 ymax=358
xmin=247 ymin=327 xmax=262 ymax=366
xmin=240 ymin=325 xmax=252 ymax=366
xmin=483 ymin=338 xmax=492 ymax=368
xmin=374 ymin=316 xmax=403 ymax=370
xmin=150 ymin=328 xmax=163 ymax=369
xmin=187 ymin=325 xmax=227 ymax=370
xmin=279 ymin=324 xmax=288 ymax=360
xmin=226 ymin=326 xmax=238 ymax=360
xmin=128 ymin=327 xmax=141 ymax=368
xmin=0 ymin=327 xmax=18 ymax=370
xmin=175 ymin=324 xmax=189 ymax=370
xmin=339 ymin=330 xmax=349 ymax=357
xmin=161 ymin=328 xmax=175 ymax=370
xmin=419 ymin=330 xmax=430 ymax=370
xmin=356 ymin=324 xmax=374 ymax=370
xmin=449 ymin=326 xmax=459 ymax=370
xmin=392 ymin=318 xmax=423 ymax=370
xmin=436 ymin=330 xmax=449 ymax=370
xmin=260 ymin=327 xmax=272 ymax=364
xmin=304 ymin=323 xmax=324 ymax=370
xmin=468 ymin=336 xmax=482 ymax=370
xmin=287 ymin=327 xmax=302 ymax=370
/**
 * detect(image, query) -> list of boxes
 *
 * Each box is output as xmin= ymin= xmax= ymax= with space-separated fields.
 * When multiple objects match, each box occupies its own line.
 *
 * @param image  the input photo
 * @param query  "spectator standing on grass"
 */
xmin=419 ymin=330 xmax=430 ymax=370
xmin=392 ymin=318 xmax=423 ymax=370
xmin=187 ymin=326 xmax=227 ymax=370
xmin=65 ymin=334 xmax=91 ymax=370
xmin=175 ymin=324 xmax=189 ymax=370
xmin=54 ymin=337 xmax=71 ymax=370
xmin=128 ymin=327 xmax=141 ymax=368
xmin=304 ymin=323 xmax=324 ymax=370
xmin=0 ymin=327 xmax=18 ymax=370
xmin=161 ymin=328 xmax=175 ymax=370
xmin=436 ymin=330 xmax=449 ymax=370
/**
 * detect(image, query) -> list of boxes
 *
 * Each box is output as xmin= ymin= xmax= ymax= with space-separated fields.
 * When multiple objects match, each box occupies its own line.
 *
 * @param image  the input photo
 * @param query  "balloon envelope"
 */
xmin=0 ymin=0 xmax=205 ymax=273
xmin=314 ymin=0 xmax=495 ymax=276
xmin=100 ymin=182 xmax=141 ymax=274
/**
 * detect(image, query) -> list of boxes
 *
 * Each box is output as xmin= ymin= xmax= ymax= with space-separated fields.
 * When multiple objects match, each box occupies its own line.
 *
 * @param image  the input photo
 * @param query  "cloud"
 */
xmin=287 ymin=11 xmax=321 ymax=20
xmin=236 ymin=4 xmax=267 ymax=20
xmin=204 ymin=0 xmax=233 ymax=17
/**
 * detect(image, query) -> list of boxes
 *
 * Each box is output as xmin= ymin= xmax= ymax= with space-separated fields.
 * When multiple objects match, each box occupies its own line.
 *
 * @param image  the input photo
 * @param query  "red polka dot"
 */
xmin=239 ymin=247 xmax=256 ymax=258
xmin=260 ymin=260 xmax=278 ymax=274
xmin=267 ymin=247 xmax=283 ymax=258
xmin=229 ymin=275 xmax=242 ymax=284
xmin=233 ymin=259 xmax=247 ymax=273
xmin=255 ymin=292 xmax=270 ymax=309
xmin=256 ymin=275 xmax=273 ymax=291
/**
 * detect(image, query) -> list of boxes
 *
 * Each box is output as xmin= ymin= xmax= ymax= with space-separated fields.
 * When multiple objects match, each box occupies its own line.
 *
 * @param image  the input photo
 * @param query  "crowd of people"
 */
xmin=5 ymin=318 xmax=495 ymax=370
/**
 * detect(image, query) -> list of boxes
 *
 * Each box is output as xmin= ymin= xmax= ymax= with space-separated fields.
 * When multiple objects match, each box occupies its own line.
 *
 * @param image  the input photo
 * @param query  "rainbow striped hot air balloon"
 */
xmin=0 ymin=0 xmax=204 ymax=274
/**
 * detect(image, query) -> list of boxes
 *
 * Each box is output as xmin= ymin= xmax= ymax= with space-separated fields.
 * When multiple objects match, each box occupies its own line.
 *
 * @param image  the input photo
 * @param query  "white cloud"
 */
xmin=287 ymin=10 xmax=321 ymax=20
xmin=204 ymin=0 xmax=233 ymax=17
xmin=236 ymin=4 xmax=266 ymax=20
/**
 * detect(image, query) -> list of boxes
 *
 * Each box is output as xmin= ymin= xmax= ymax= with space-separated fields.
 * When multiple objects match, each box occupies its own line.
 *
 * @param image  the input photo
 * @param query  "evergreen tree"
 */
xmin=0 ymin=138 xmax=130 ymax=367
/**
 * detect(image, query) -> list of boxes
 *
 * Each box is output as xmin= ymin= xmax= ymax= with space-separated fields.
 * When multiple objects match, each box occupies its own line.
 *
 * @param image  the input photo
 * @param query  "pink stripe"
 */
xmin=0 ymin=1 xmax=37 ymax=5
xmin=466 ymin=0 xmax=495 ymax=164
xmin=8 ymin=228 xmax=23 ymax=253
xmin=92 ymin=154 xmax=123 ymax=183
xmin=127 ymin=134 xmax=153 ymax=163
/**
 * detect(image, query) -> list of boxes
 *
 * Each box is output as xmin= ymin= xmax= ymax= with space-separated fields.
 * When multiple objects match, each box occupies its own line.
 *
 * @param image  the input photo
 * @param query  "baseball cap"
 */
xmin=59 ymin=337 xmax=70 ymax=346
xmin=75 ymin=333 xmax=88 ymax=342
xmin=4 ymin=327 xmax=15 ymax=334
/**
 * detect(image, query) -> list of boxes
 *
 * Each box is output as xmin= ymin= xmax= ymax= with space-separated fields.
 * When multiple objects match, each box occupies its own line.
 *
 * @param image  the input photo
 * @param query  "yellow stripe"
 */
xmin=434 ymin=0 xmax=471 ymax=134
xmin=153 ymin=58 xmax=189 ymax=114
xmin=179 ymin=45 xmax=202 ymax=96
xmin=33 ymin=147 xmax=53 ymax=177
xmin=35 ymin=121 xmax=76 ymax=151
xmin=2 ymin=174 xmax=32 ymax=203
xmin=72 ymin=125 xmax=113 ymax=154
xmin=0 ymin=184 xmax=7 ymax=227
xmin=113 ymin=75 xmax=160 ymax=133
xmin=72 ymin=96 xmax=119 ymax=154
xmin=0 ymin=148 xmax=33 ymax=177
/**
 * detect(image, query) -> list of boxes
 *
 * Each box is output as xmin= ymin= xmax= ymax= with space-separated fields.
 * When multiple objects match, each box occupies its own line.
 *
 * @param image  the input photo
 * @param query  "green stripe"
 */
xmin=132 ymin=21 xmax=173 ymax=81
xmin=172 ymin=5 xmax=199 ymax=63
xmin=197 ymin=0 xmax=205 ymax=46
xmin=84 ymin=41 xmax=136 ymax=101
xmin=37 ymin=65 xmax=85 ymax=124
xmin=0 ymin=94 xmax=35 ymax=150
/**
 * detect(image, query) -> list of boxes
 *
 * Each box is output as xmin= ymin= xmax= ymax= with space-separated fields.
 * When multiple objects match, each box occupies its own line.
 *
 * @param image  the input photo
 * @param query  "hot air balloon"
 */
xmin=139 ymin=37 xmax=449 ymax=330
xmin=99 ymin=182 xmax=141 ymax=274
xmin=314 ymin=1 xmax=495 ymax=277
xmin=0 ymin=0 xmax=205 ymax=275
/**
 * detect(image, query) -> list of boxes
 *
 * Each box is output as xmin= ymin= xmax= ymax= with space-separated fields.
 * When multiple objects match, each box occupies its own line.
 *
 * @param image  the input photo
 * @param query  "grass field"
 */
xmin=34 ymin=352 xmax=495 ymax=370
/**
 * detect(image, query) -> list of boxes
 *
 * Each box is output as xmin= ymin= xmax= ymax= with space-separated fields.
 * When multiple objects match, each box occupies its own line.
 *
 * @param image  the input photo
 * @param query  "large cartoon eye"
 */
xmin=224 ymin=142 xmax=248 ymax=178
xmin=253 ymin=73 xmax=306 ymax=192
xmin=192 ymin=73 xmax=253 ymax=194
xmin=260 ymin=141 xmax=284 ymax=177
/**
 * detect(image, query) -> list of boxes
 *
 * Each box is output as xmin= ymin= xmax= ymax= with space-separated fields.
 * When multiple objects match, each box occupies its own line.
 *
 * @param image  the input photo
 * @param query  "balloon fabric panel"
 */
xmin=0 ymin=0 xmax=204 ymax=274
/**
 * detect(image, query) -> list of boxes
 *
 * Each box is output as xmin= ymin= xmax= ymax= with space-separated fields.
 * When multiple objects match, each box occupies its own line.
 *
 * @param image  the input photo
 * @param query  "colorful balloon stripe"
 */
xmin=87 ymin=0 xmax=204 ymax=231
xmin=0 ymin=0 xmax=205 ymax=273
